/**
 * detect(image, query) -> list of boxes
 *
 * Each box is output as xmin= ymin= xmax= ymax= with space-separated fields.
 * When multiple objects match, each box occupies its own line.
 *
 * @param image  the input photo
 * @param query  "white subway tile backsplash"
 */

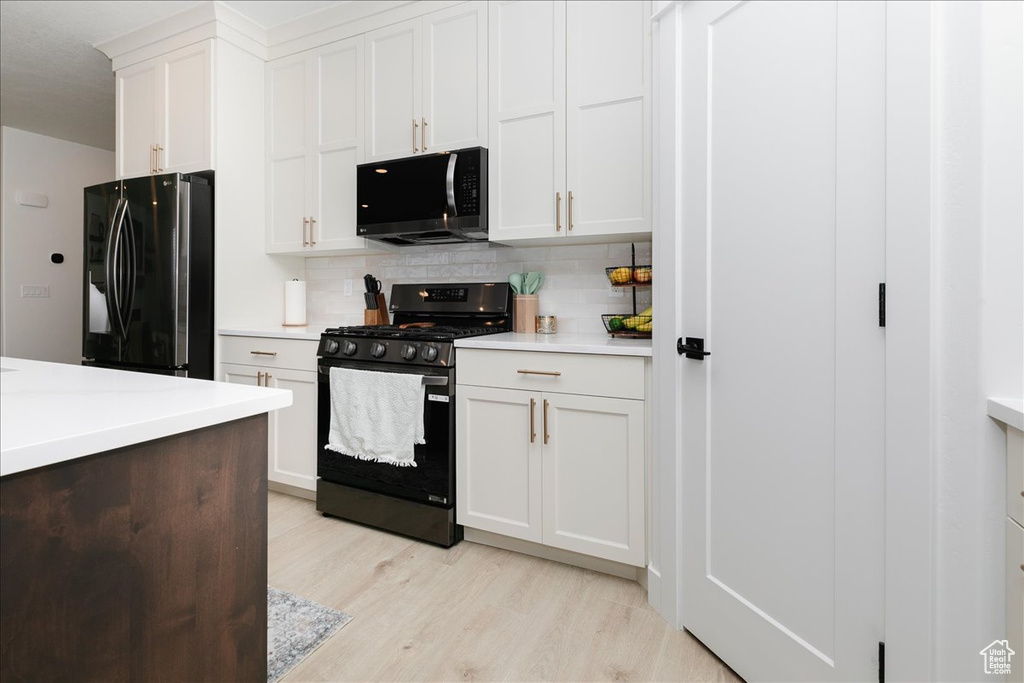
xmin=304 ymin=240 xmax=653 ymax=332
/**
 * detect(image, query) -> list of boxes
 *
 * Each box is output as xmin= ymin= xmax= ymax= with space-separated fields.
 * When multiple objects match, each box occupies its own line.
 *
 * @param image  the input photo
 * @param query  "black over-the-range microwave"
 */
xmin=356 ymin=147 xmax=487 ymax=246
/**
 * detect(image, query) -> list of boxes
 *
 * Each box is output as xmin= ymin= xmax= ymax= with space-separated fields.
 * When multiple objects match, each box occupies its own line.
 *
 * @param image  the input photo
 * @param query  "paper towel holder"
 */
xmin=283 ymin=278 xmax=308 ymax=327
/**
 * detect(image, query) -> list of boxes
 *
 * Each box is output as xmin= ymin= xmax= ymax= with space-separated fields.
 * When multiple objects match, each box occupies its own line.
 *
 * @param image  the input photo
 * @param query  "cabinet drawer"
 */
xmin=1008 ymin=517 xmax=1024 ymax=674
xmin=1009 ymin=427 xmax=1024 ymax=526
xmin=220 ymin=335 xmax=319 ymax=372
xmin=457 ymin=349 xmax=644 ymax=400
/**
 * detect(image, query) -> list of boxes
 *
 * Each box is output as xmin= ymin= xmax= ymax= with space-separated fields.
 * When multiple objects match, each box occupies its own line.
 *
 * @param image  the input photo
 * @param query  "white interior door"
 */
xmin=679 ymin=2 xmax=886 ymax=681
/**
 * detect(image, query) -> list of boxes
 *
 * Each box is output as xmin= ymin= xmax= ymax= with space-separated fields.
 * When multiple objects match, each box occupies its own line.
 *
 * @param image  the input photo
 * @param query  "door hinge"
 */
xmin=878 ymin=283 xmax=886 ymax=327
xmin=878 ymin=641 xmax=885 ymax=683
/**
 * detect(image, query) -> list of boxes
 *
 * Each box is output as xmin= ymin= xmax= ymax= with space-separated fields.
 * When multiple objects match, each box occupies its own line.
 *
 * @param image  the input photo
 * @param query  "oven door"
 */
xmin=317 ymin=359 xmax=455 ymax=507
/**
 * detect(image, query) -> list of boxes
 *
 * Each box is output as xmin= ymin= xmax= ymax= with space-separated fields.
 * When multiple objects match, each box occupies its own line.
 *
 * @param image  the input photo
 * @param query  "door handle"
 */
xmin=155 ymin=145 xmax=164 ymax=172
xmin=568 ymin=190 xmax=574 ymax=231
xmin=446 ymin=153 xmax=458 ymax=217
xmin=677 ymin=337 xmax=711 ymax=360
xmin=150 ymin=145 xmax=156 ymax=174
xmin=265 ymin=372 xmax=272 ymax=385
xmin=257 ymin=371 xmax=264 ymax=386
xmin=517 ymin=369 xmax=561 ymax=377
xmin=303 ymin=217 xmax=310 ymax=246
xmin=543 ymin=399 xmax=550 ymax=445
xmin=530 ymin=398 xmax=536 ymax=443
xmin=250 ymin=350 xmax=278 ymax=356
xmin=422 ymin=118 xmax=427 ymax=151
xmin=413 ymin=119 xmax=419 ymax=152
xmin=556 ymin=192 xmax=562 ymax=231
xmin=310 ymin=217 xmax=317 ymax=246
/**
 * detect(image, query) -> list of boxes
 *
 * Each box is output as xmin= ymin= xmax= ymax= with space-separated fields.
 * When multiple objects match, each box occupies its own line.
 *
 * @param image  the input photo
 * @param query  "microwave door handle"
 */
xmin=445 ymin=152 xmax=458 ymax=218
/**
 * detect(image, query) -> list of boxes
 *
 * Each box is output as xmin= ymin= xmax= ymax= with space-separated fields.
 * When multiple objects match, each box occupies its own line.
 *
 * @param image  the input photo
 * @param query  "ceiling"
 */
xmin=0 ymin=0 xmax=350 ymax=151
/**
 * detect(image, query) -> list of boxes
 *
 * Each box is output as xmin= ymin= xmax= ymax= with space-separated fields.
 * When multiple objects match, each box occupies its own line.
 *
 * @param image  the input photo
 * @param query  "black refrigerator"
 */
xmin=83 ymin=172 xmax=214 ymax=379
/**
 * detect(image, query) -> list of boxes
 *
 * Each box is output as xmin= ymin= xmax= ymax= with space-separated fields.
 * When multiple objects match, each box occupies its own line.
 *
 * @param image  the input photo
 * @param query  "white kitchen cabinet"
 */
xmin=266 ymin=37 xmax=377 ymax=255
xmin=1006 ymin=423 xmax=1024 ymax=680
xmin=365 ymin=2 xmax=487 ymax=161
xmin=488 ymin=0 xmax=650 ymax=244
xmin=457 ymin=349 xmax=646 ymax=566
xmin=116 ymin=41 xmax=212 ymax=178
xmin=220 ymin=335 xmax=319 ymax=495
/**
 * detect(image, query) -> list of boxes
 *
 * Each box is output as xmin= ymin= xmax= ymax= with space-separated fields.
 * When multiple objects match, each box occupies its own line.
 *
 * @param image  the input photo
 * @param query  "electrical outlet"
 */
xmin=21 ymin=285 xmax=49 ymax=298
xmin=344 ymin=279 xmax=353 ymax=296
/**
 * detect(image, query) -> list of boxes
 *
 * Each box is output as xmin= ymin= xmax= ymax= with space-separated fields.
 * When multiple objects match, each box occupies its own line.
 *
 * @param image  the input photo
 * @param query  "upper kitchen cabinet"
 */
xmin=488 ymin=1 xmax=651 ymax=244
xmin=365 ymin=2 xmax=488 ymax=162
xmin=116 ymin=41 xmax=212 ymax=179
xmin=266 ymin=37 xmax=379 ymax=255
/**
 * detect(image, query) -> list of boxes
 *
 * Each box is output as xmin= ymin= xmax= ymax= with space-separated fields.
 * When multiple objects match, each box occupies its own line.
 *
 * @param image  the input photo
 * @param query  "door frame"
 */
xmin=649 ymin=1 xmax=937 ymax=679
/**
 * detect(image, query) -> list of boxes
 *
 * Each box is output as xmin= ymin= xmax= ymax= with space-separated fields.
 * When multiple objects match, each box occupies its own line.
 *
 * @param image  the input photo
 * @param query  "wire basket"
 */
xmin=605 ymin=265 xmax=653 ymax=286
xmin=601 ymin=314 xmax=652 ymax=338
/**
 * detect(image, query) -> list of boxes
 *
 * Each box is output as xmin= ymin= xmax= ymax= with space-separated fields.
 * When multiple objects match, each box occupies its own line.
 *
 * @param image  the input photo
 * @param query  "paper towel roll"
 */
xmin=284 ymin=279 xmax=307 ymax=326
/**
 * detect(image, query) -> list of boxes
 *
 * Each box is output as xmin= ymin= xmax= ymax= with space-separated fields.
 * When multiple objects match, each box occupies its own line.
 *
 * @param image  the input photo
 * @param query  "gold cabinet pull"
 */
xmin=422 ymin=118 xmax=428 ymax=151
xmin=265 ymin=373 xmax=272 ymax=385
xmin=517 ymin=369 xmax=562 ymax=377
xmin=568 ymin=190 xmax=574 ymax=231
xmin=150 ymin=145 xmax=156 ymax=174
xmin=310 ymin=217 xmax=317 ymax=246
xmin=156 ymin=145 xmax=164 ymax=172
xmin=413 ymin=119 xmax=419 ymax=152
xmin=556 ymin=192 xmax=562 ymax=231
xmin=529 ymin=398 xmax=536 ymax=443
xmin=257 ymin=371 xmax=264 ymax=386
xmin=302 ymin=217 xmax=310 ymax=246
xmin=543 ymin=399 xmax=550 ymax=445
xmin=250 ymin=350 xmax=278 ymax=356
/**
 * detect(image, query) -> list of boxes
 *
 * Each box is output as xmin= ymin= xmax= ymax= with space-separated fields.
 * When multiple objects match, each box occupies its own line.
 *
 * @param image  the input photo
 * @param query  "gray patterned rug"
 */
xmin=268 ymin=586 xmax=353 ymax=683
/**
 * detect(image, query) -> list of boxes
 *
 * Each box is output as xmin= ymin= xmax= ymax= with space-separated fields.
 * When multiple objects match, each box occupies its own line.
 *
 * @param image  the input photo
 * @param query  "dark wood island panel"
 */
xmin=0 ymin=414 xmax=268 ymax=682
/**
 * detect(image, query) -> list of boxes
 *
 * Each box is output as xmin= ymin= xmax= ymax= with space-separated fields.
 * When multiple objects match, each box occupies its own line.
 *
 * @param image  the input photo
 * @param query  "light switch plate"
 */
xmin=21 ymin=285 xmax=49 ymax=298
xmin=343 ymin=279 xmax=353 ymax=296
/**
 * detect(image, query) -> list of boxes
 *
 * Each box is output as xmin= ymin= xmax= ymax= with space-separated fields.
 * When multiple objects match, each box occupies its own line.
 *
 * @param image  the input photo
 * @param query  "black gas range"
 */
xmin=315 ymin=282 xmax=512 ymax=547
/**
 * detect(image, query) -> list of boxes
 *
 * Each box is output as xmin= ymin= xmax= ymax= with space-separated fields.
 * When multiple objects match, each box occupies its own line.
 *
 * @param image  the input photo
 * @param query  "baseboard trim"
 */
xmin=464 ymin=528 xmax=646 ymax=583
xmin=268 ymin=480 xmax=315 ymax=501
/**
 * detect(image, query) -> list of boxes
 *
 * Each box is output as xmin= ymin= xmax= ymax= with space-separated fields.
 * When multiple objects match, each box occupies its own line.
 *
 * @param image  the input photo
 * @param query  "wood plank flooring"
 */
xmin=268 ymin=491 xmax=742 ymax=682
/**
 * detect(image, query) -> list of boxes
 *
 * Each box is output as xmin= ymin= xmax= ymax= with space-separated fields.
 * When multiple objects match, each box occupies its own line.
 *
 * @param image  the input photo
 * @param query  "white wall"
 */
xmin=305 ymin=241 xmax=653 ymax=334
xmin=0 ymin=127 xmax=113 ymax=364
xmin=933 ymin=2 xmax=1024 ymax=680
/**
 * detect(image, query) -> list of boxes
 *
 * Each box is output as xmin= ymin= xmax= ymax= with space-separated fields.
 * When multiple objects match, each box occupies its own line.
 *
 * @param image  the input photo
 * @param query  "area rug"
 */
xmin=268 ymin=586 xmax=353 ymax=683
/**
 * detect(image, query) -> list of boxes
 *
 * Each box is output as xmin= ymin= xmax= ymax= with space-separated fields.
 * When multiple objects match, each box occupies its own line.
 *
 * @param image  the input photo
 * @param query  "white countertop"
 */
xmin=219 ymin=326 xmax=323 ymax=341
xmin=0 ymin=357 xmax=292 ymax=477
xmin=989 ymin=398 xmax=1024 ymax=432
xmin=455 ymin=332 xmax=652 ymax=357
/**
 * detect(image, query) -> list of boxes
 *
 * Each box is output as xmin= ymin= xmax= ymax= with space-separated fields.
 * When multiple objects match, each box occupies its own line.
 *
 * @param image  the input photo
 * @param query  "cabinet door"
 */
xmin=457 ymin=385 xmax=543 ymax=542
xmin=161 ymin=42 xmax=212 ymax=174
xmin=265 ymin=368 xmax=319 ymax=492
xmin=311 ymin=37 xmax=366 ymax=252
xmin=117 ymin=58 xmax=160 ymax=179
xmin=566 ymin=1 xmax=650 ymax=238
xmin=365 ymin=18 xmax=422 ymax=161
xmin=543 ymin=393 xmax=645 ymax=565
xmin=487 ymin=0 xmax=566 ymax=243
xmin=422 ymin=2 xmax=487 ymax=152
xmin=266 ymin=54 xmax=310 ymax=253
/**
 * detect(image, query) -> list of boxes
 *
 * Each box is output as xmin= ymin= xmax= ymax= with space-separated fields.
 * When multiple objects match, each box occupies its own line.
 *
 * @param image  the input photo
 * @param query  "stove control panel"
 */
xmin=318 ymin=337 xmax=454 ymax=367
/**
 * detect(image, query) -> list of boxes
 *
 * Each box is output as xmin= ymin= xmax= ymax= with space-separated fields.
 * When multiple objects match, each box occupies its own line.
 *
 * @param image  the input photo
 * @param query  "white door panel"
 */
xmin=267 ymin=156 xmax=306 ymax=252
xmin=318 ymin=41 xmax=361 ymax=147
xmin=267 ymin=58 xmax=307 ymax=158
xmin=266 ymin=369 xmax=318 ymax=491
xmin=365 ymin=20 xmax=421 ymax=161
xmin=162 ymin=44 xmax=210 ymax=173
xmin=423 ymin=3 xmax=487 ymax=151
xmin=679 ymin=1 xmax=885 ymax=680
xmin=117 ymin=62 xmax=159 ymax=178
xmin=316 ymin=146 xmax=361 ymax=249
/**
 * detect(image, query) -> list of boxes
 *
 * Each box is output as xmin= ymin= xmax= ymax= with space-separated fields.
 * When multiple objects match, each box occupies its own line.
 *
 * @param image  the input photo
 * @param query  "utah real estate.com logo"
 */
xmin=981 ymin=640 xmax=1014 ymax=676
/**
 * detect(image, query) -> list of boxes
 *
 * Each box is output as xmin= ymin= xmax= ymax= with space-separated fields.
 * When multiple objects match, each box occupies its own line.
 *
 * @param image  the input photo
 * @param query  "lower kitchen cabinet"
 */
xmin=456 ymin=350 xmax=646 ymax=567
xmin=219 ymin=335 xmax=319 ymax=494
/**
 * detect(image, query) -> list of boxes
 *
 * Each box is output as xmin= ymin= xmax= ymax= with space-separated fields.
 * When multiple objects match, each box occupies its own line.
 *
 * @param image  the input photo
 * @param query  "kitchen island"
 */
xmin=0 ymin=358 xmax=290 ymax=682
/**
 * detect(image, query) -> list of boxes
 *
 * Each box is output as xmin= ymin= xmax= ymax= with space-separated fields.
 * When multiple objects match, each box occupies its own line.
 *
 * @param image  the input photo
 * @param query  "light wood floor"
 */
xmin=268 ymin=491 xmax=742 ymax=682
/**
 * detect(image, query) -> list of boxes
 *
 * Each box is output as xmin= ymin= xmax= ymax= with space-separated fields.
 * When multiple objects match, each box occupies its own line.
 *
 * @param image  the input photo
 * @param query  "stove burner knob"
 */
xmin=370 ymin=342 xmax=386 ymax=358
xmin=422 ymin=345 xmax=438 ymax=362
xmin=401 ymin=344 xmax=418 ymax=361
xmin=342 ymin=340 xmax=358 ymax=356
xmin=324 ymin=339 xmax=340 ymax=354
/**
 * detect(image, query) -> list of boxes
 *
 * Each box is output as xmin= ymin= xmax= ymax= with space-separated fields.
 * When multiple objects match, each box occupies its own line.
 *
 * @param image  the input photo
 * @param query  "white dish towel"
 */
xmin=326 ymin=367 xmax=425 ymax=467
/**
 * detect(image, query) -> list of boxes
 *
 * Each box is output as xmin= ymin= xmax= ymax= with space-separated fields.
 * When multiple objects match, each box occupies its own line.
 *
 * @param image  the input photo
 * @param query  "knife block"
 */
xmin=364 ymin=294 xmax=390 ymax=326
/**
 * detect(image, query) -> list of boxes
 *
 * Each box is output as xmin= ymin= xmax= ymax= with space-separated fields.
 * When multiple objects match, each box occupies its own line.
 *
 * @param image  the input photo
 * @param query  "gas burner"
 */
xmin=323 ymin=324 xmax=500 ymax=341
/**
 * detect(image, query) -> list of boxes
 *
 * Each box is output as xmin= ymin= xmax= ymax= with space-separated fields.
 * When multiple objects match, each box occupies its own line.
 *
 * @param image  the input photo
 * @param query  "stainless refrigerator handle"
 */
xmin=103 ymin=198 xmax=124 ymax=339
xmin=445 ymin=153 xmax=458 ymax=218
xmin=108 ymin=199 xmax=129 ymax=340
xmin=121 ymin=200 xmax=136 ymax=335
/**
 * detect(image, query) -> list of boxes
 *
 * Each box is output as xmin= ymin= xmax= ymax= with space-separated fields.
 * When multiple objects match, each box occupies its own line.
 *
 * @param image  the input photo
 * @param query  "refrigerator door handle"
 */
xmin=105 ymin=198 xmax=128 ymax=340
xmin=121 ymin=200 xmax=136 ymax=337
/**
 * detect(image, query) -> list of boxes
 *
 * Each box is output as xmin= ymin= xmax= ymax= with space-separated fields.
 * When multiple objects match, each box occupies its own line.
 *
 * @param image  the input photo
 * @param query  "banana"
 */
xmin=637 ymin=321 xmax=653 ymax=333
xmin=639 ymin=306 xmax=653 ymax=317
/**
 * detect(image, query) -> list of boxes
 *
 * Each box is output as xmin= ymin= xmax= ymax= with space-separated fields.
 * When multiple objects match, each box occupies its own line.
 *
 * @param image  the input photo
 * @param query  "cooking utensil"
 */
xmin=523 ymin=271 xmax=543 ymax=294
xmin=509 ymin=272 xmax=524 ymax=295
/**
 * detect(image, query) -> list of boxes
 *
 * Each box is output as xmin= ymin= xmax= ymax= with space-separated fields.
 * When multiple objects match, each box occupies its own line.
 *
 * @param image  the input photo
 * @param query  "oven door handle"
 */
xmin=317 ymin=366 xmax=448 ymax=386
